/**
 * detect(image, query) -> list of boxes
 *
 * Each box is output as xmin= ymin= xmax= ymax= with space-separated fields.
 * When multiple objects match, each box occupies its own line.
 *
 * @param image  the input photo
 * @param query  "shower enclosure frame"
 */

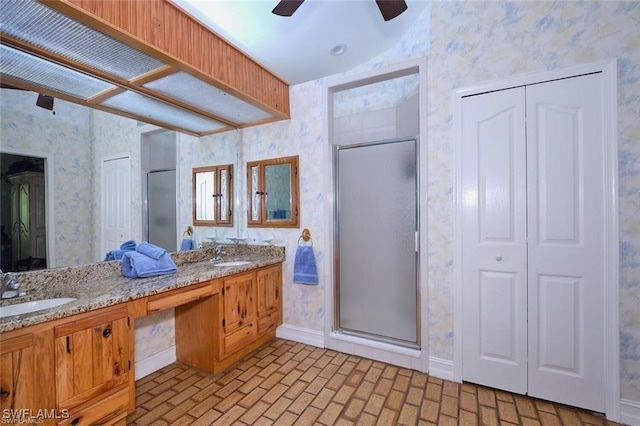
xmin=333 ymin=136 xmax=421 ymax=349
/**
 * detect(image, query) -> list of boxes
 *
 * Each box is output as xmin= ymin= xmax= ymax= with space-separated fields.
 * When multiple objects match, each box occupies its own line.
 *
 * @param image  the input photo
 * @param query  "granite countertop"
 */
xmin=0 ymin=245 xmax=285 ymax=334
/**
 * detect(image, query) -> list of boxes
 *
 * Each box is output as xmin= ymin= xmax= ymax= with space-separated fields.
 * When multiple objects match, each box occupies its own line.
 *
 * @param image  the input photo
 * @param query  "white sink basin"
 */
xmin=0 ymin=298 xmax=76 ymax=318
xmin=214 ymin=261 xmax=253 ymax=267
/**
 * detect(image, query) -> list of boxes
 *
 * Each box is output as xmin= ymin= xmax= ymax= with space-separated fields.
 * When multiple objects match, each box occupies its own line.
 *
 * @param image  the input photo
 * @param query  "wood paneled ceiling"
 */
xmin=0 ymin=0 xmax=290 ymax=136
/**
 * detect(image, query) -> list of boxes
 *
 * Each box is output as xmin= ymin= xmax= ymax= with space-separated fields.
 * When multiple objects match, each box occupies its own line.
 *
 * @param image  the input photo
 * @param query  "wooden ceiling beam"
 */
xmin=43 ymin=0 xmax=290 ymax=121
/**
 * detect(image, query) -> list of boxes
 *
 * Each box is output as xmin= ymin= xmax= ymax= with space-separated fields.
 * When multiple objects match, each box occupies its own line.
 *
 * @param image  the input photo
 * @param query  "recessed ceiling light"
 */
xmin=330 ymin=43 xmax=347 ymax=56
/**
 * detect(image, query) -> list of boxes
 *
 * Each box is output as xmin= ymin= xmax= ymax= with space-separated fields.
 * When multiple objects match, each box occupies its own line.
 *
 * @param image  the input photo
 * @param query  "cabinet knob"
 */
xmin=496 ymin=255 xmax=503 ymax=261
xmin=103 ymin=327 xmax=112 ymax=338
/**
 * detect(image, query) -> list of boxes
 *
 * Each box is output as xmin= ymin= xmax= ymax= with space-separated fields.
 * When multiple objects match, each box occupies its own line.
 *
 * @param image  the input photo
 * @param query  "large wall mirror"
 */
xmin=247 ymin=155 xmax=299 ymax=228
xmin=193 ymin=164 xmax=233 ymax=226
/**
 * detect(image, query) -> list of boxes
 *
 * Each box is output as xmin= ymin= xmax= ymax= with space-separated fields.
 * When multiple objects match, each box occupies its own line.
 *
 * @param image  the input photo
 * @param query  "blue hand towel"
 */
xmin=180 ymin=238 xmax=194 ymax=251
xmin=136 ymin=241 xmax=166 ymax=260
xmin=121 ymin=251 xmax=177 ymax=278
xmin=104 ymin=249 xmax=128 ymax=261
xmin=104 ymin=239 xmax=136 ymax=261
xmin=293 ymin=245 xmax=318 ymax=285
xmin=120 ymin=240 xmax=136 ymax=251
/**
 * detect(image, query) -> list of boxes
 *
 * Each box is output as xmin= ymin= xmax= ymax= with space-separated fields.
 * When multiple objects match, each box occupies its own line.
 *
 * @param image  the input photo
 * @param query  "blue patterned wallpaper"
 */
xmin=423 ymin=0 xmax=640 ymax=402
xmin=219 ymin=0 xmax=640 ymax=403
xmin=0 ymin=90 xmax=94 ymax=267
xmin=2 ymin=0 xmax=638 ymax=405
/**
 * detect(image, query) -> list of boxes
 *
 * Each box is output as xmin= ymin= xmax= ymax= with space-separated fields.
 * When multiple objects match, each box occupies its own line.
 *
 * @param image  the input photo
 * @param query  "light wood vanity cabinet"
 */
xmin=218 ymin=264 xmax=283 ymax=360
xmin=0 ymin=261 xmax=282 ymax=421
xmin=54 ymin=305 xmax=132 ymax=426
xmin=0 ymin=328 xmax=55 ymax=423
xmin=0 ymin=304 xmax=132 ymax=425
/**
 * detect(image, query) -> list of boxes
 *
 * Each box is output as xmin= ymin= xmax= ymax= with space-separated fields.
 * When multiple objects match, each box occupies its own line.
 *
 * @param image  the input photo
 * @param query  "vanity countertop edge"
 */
xmin=0 ymin=246 xmax=285 ymax=334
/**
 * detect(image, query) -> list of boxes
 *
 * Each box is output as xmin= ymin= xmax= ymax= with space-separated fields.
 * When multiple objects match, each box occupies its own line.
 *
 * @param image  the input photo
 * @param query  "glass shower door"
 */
xmin=147 ymin=169 xmax=177 ymax=252
xmin=335 ymin=138 xmax=418 ymax=346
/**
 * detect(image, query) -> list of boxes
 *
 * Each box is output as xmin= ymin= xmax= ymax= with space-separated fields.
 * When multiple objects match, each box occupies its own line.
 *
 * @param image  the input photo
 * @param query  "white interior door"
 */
xmin=102 ymin=156 xmax=131 ymax=258
xmin=526 ymin=74 xmax=605 ymax=411
xmin=461 ymin=73 xmax=605 ymax=412
xmin=461 ymin=87 xmax=528 ymax=394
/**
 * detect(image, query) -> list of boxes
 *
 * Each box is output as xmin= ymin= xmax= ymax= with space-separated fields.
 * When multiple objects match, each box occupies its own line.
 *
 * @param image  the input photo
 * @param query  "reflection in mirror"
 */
xmin=250 ymin=164 xmax=259 ymax=222
xmin=247 ymin=155 xmax=299 ymax=228
xmin=265 ymin=163 xmax=292 ymax=221
xmin=195 ymin=169 xmax=215 ymax=221
xmin=2 ymin=89 xmax=241 ymax=269
xmin=0 ymin=153 xmax=47 ymax=272
xmin=192 ymin=164 xmax=233 ymax=226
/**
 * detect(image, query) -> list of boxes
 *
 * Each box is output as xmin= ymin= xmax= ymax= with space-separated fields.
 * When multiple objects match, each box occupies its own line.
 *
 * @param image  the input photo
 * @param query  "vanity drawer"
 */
xmin=59 ymin=386 xmax=128 ymax=426
xmin=147 ymin=282 xmax=215 ymax=314
xmin=223 ymin=322 xmax=256 ymax=355
xmin=258 ymin=310 xmax=280 ymax=335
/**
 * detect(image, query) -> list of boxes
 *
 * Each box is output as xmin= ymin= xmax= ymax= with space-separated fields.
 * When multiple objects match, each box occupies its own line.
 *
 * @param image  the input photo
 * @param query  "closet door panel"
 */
xmin=526 ymin=73 xmax=605 ymax=412
xmin=461 ymin=87 xmax=528 ymax=394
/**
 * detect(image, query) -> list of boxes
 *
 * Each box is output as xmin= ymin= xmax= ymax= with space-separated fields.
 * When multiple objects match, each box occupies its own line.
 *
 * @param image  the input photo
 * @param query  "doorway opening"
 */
xmin=141 ymin=130 xmax=177 ymax=252
xmin=325 ymin=58 xmax=427 ymax=362
xmin=0 ymin=153 xmax=47 ymax=272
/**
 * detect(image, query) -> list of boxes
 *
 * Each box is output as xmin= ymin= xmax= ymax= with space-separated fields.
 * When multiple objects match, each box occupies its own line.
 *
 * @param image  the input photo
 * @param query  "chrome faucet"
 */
xmin=1 ymin=272 xmax=23 ymax=299
xmin=211 ymin=245 xmax=228 ymax=262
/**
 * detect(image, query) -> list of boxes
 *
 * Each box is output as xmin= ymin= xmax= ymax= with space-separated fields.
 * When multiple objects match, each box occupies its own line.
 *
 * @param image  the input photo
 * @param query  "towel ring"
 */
xmin=298 ymin=228 xmax=312 ymax=246
xmin=183 ymin=225 xmax=193 ymax=237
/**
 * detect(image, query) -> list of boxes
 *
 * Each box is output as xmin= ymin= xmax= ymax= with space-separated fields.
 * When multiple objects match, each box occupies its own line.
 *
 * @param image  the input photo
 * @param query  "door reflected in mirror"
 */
xmin=247 ymin=155 xmax=299 ymax=228
xmin=193 ymin=164 xmax=233 ymax=226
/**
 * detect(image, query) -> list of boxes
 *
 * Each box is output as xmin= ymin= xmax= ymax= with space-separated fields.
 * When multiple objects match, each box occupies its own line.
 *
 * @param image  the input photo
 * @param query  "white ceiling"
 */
xmin=172 ymin=0 xmax=429 ymax=85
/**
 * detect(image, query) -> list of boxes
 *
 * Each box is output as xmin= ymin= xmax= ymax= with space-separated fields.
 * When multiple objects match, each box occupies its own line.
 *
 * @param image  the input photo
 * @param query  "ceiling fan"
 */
xmin=272 ymin=0 xmax=408 ymax=22
xmin=1 ymin=84 xmax=55 ymax=113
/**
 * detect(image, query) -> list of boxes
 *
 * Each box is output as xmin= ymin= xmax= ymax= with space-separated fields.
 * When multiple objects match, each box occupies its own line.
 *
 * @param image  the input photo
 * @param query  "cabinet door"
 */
xmin=221 ymin=272 xmax=256 ymax=334
xmin=256 ymin=265 xmax=282 ymax=334
xmin=220 ymin=272 xmax=257 ymax=358
xmin=0 ymin=329 xmax=55 ymax=421
xmin=257 ymin=265 xmax=281 ymax=317
xmin=54 ymin=306 xmax=130 ymax=410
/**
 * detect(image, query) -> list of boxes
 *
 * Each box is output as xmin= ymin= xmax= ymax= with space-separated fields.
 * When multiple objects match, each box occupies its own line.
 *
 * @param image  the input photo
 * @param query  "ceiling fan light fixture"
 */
xmin=36 ymin=93 xmax=54 ymax=111
xmin=330 ymin=43 xmax=347 ymax=56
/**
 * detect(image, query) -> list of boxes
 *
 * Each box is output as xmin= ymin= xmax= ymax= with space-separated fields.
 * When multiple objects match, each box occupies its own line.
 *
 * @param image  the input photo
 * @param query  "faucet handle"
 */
xmin=4 ymin=273 xmax=19 ymax=290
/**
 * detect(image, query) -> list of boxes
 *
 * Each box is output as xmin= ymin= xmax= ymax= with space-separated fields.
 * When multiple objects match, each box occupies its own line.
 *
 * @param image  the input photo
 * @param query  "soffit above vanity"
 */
xmin=0 ymin=0 xmax=290 ymax=136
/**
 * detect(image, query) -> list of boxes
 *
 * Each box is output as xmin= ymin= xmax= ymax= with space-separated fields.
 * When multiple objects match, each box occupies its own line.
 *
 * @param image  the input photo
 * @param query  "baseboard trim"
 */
xmin=276 ymin=324 xmax=324 ymax=348
xmin=620 ymin=399 xmax=640 ymax=425
xmin=135 ymin=346 xmax=177 ymax=380
xmin=429 ymin=356 xmax=455 ymax=382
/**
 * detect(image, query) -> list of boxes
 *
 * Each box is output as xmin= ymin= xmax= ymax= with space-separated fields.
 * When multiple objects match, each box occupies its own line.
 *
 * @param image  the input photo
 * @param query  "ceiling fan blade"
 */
xmin=376 ymin=0 xmax=408 ymax=21
xmin=272 ymin=0 xmax=305 ymax=17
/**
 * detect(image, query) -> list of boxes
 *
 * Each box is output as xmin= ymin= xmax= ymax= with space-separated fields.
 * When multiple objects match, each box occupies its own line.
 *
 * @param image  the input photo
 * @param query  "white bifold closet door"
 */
xmin=461 ymin=73 xmax=605 ymax=412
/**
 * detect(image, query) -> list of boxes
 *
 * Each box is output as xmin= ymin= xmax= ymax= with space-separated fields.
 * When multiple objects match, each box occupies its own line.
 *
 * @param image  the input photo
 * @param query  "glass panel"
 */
xmin=250 ymin=165 xmax=259 ymax=221
xmin=0 ymin=44 xmax=114 ymax=99
xmin=195 ymin=171 xmax=215 ymax=221
xmin=101 ymin=91 xmax=227 ymax=133
xmin=337 ymin=139 xmax=418 ymax=345
xmin=147 ymin=170 xmax=177 ymax=251
xmin=143 ymin=72 xmax=272 ymax=124
xmin=219 ymin=168 xmax=228 ymax=221
xmin=1 ymin=0 xmax=166 ymax=80
xmin=265 ymin=163 xmax=292 ymax=221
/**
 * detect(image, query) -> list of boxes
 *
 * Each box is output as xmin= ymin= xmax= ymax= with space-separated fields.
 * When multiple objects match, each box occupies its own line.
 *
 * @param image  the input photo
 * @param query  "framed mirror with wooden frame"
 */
xmin=193 ymin=164 xmax=233 ymax=226
xmin=247 ymin=155 xmax=299 ymax=228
